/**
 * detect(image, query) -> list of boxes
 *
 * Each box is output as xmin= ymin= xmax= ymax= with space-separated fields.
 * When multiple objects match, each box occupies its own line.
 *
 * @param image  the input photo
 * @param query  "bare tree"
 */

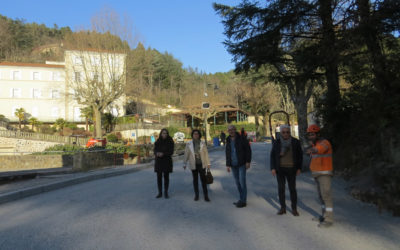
xmin=64 ymin=9 xmax=133 ymax=138
xmin=238 ymin=69 xmax=281 ymax=138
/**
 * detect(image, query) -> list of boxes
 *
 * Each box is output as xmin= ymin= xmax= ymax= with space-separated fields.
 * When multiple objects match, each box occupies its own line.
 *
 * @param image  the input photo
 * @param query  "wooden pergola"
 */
xmin=177 ymin=103 xmax=250 ymax=128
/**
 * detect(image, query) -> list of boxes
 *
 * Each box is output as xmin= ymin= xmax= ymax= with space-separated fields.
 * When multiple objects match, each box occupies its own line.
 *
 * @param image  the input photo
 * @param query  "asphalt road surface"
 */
xmin=0 ymin=143 xmax=399 ymax=250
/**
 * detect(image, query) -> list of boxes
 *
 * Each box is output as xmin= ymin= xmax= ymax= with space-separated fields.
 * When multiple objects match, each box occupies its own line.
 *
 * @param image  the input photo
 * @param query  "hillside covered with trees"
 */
xmin=0 ymin=13 xmax=283 ymax=117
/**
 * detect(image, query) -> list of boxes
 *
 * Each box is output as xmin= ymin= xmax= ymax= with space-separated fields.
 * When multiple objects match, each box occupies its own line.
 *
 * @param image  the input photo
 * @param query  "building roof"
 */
xmin=177 ymin=103 xmax=250 ymax=115
xmin=0 ymin=62 xmax=65 ymax=68
xmin=66 ymin=48 xmax=126 ymax=55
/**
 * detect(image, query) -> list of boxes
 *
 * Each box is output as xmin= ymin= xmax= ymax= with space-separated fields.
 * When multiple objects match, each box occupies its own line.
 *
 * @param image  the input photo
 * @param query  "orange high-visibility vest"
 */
xmin=310 ymin=139 xmax=333 ymax=175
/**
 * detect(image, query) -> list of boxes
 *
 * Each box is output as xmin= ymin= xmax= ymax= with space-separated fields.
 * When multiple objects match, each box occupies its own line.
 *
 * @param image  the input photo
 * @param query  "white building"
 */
xmin=0 ymin=50 xmax=126 ymax=124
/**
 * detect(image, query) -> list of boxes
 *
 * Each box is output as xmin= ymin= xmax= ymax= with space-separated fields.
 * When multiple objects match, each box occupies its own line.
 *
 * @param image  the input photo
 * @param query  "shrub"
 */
xmin=107 ymin=133 xmax=119 ymax=143
xmin=166 ymin=126 xmax=179 ymax=136
xmin=21 ymin=126 xmax=34 ymax=132
xmin=0 ymin=114 xmax=7 ymax=122
xmin=210 ymin=123 xmax=256 ymax=138
xmin=72 ymin=129 xmax=91 ymax=136
xmin=115 ymin=116 xmax=136 ymax=124
xmin=39 ymin=124 xmax=57 ymax=134
xmin=105 ymin=144 xmax=149 ymax=156
xmin=65 ymin=123 xmax=78 ymax=129
xmin=62 ymin=127 xmax=73 ymax=136
xmin=37 ymin=144 xmax=84 ymax=155
xmin=115 ymin=132 xmax=122 ymax=140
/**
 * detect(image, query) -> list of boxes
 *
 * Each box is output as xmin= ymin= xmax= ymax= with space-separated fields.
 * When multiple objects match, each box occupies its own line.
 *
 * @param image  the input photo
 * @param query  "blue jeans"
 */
xmin=231 ymin=165 xmax=247 ymax=203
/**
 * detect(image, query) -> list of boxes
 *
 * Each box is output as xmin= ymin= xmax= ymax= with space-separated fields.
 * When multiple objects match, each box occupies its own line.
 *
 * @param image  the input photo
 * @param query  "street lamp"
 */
xmin=202 ymin=82 xmax=214 ymax=145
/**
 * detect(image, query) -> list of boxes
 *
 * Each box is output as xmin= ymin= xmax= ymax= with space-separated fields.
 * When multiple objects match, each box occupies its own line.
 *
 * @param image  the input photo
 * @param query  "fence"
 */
xmin=114 ymin=122 xmax=165 ymax=132
xmin=0 ymin=130 xmax=88 ymax=145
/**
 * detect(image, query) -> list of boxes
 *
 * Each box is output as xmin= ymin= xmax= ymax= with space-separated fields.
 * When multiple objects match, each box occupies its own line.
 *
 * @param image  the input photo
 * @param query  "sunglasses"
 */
xmin=281 ymin=131 xmax=290 ymax=134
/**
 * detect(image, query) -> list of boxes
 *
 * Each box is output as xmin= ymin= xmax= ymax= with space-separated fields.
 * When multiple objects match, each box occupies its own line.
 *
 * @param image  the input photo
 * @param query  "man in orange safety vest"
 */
xmin=306 ymin=124 xmax=334 ymax=228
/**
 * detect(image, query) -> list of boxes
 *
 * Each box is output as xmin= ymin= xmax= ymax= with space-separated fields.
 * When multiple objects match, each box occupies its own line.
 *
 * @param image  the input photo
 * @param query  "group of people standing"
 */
xmin=153 ymin=123 xmax=334 ymax=228
xmin=153 ymin=125 xmax=252 ymax=207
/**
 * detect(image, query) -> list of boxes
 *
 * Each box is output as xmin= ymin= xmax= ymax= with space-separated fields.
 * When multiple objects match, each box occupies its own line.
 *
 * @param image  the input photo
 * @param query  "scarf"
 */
xmin=280 ymin=137 xmax=291 ymax=154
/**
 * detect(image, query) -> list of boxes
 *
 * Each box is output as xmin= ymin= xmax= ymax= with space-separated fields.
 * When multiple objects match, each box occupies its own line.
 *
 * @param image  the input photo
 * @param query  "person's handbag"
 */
xmin=206 ymin=168 xmax=213 ymax=184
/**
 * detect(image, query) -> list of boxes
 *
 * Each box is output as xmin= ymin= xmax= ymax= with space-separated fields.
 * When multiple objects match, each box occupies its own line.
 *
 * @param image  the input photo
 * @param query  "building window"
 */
xmin=74 ymin=107 xmax=81 ymax=122
xmin=12 ymin=71 xmax=21 ymax=80
xmin=32 ymin=107 xmax=39 ymax=117
xmin=51 ymin=89 xmax=60 ymax=99
xmin=32 ymin=88 xmax=41 ymax=98
xmin=11 ymin=88 xmax=21 ymax=98
xmin=74 ymin=56 xmax=83 ymax=65
xmin=92 ymin=56 xmax=100 ymax=66
xmin=91 ymin=72 xmax=99 ymax=81
xmin=74 ymin=72 xmax=81 ymax=82
xmin=52 ymin=72 xmax=61 ymax=81
xmin=51 ymin=107 xmax=59 ymax=117
xmin=108 ymin=56 xmax=122 ymax=68
xmin=33 ymin=72 xmax=40 ymax=80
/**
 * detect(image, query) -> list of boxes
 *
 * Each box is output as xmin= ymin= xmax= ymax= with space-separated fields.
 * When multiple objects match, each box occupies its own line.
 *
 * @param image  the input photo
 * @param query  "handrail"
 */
xmin=0 ymin=130 xmax=88 ymax=145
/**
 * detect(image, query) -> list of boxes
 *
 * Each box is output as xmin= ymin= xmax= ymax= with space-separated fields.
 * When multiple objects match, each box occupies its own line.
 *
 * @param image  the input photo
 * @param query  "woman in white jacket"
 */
xmin=183 ymin=129 xmax=211 ymax=202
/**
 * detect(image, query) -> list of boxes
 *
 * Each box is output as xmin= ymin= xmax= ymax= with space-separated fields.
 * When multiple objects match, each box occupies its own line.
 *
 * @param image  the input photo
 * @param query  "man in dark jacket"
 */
xmin=270 ymin=125 xmax=303 ymax=216
xmin=220 ymin=131 xmax=226 ymax=145
xmin=226 ymin=125 xmax=252 ymax=208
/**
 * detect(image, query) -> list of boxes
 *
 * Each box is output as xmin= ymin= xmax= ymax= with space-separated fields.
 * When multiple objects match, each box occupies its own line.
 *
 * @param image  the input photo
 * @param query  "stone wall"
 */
xmin=0 ymin=137 xmax=61 ymax=154
xmin=0 ymin=155 xmax=73 ymax=172
xmin=73 ymin=151 xmax=124 ymax=171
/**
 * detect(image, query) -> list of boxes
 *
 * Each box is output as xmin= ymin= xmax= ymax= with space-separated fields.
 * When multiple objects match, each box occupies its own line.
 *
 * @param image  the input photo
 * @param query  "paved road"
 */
xmin=0 ymin=143 xmax=399 ymax=250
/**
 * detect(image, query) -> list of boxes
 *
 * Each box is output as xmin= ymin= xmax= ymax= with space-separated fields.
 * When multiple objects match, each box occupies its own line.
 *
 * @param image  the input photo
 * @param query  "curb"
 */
xmin=0 ymin=163 xmax=152 ymax=205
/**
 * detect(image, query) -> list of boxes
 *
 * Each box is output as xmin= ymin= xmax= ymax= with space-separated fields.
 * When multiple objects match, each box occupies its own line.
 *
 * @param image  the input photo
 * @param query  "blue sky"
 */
xmin=1 ymin=0 xmax=243 ymax=74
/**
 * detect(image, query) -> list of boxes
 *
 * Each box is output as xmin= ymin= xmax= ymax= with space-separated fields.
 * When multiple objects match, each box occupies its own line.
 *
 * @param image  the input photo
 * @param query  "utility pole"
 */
xmin=204 ymin=112 xmax=208 ymax=146
xmin=203 ymin=82 xmax=210 ymax=145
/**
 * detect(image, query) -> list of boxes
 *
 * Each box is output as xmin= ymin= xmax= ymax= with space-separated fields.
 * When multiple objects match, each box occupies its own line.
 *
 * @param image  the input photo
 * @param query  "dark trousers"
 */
xmin=157 ymin=172 xmax=169 ymax=194
xmin=276 ymin=167 xmax=297 ymax=210
xmin=192 ymin=164 xmax=208 ymax=197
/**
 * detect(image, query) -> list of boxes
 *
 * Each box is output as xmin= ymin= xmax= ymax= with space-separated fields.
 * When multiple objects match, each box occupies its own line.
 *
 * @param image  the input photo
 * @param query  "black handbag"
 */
xmin=206 ymin=168 xmax=213 ymax=184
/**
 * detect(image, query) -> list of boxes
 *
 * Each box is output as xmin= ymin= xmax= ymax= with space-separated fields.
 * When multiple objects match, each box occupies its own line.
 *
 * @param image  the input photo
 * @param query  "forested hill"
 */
xmin=0 ymin=14 xmax=245 ymax=108
xmin=0 ymin=15 xmax=71 ymax=62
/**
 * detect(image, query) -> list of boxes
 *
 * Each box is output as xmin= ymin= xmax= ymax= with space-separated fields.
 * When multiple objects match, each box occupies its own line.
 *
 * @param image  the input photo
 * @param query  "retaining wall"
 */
xmin=0 ymin=137 xmax=60 ymax=154
xmin=73 ymin=151 xmax=124 ymax=171
xmin=0 ymin=155 xmax=73 ymax=172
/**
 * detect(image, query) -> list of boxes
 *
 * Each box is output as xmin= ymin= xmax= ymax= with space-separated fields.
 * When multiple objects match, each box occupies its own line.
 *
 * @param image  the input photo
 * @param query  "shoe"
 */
xmin=277 ymin=208 xmax=286 ymax=215
xmin=292 ymin=209 xmax=300 ymax=216
xmin=194 ymin=195 xmax=199 ymax=201
xmin=312 ymin=216 xmax=325 ymax=222
xmin=233 ymin=200 xmax=241 ymax=206
xmin=236 ymin=201 xmax=247 ymax=208
xmin=164 ymin=193 xmax=169 ymax=199
xmin=318 ymin=221 xmax=333 ymax=228
xmin=156 ymin=193 xmax=162 ymax=198
xmin=204 ymin=196 xmax=210 ymax=202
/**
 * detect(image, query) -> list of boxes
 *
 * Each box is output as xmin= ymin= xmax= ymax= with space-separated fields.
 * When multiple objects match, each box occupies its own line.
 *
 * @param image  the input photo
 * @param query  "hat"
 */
xmin=307 ymin=124 xmax=321 ymax=133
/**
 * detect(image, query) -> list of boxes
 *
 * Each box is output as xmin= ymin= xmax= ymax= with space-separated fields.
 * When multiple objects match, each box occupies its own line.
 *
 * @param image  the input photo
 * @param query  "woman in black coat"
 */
xmin=154 ymin=128 xmax=174 ymax=198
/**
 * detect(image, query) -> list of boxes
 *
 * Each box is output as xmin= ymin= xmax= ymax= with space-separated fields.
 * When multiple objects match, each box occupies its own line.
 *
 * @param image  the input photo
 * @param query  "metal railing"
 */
xmin=114 ymin=122 xmax=165 ymax=131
